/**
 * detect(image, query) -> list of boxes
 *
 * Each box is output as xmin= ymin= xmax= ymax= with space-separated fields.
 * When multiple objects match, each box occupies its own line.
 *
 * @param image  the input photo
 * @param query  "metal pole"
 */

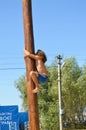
xmin=57 ymin=55 xmax=63 ymax=130
xmin=22 ymin=0 xmax=40 ymax=130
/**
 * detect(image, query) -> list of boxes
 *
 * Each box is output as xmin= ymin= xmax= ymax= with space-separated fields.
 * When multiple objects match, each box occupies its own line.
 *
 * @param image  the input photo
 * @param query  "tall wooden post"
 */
xmin=22 ymin=0 xmax=40 ymax=130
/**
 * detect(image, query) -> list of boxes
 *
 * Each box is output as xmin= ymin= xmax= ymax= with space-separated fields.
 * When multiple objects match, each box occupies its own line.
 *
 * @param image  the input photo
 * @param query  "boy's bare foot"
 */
xmin=32 ymin=88 xmax=40 ymax=93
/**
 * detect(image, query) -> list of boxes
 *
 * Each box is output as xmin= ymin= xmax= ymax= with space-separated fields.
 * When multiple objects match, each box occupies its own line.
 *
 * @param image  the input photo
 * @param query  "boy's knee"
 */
xmin=29 ymin=71 xmax=34 ymax=77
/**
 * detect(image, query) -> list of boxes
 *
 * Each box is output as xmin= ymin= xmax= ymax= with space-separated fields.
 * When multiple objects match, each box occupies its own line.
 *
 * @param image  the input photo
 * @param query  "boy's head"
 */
xmin=36 ymin=49 xmax=47 ymax=63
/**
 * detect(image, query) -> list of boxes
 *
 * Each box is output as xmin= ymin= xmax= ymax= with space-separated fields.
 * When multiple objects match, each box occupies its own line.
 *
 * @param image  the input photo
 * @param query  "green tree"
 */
xmin=62 ymin=57 xmax=82 ymax=121
xmin=15 ymin=75 xmax=28 ymax=111
xmin=75 ymin=65 xmax=86 ymax=112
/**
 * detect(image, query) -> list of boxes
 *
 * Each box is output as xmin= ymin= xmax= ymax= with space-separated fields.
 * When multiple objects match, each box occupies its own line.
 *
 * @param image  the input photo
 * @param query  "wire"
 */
xmin=0 ymin=67 xmax=25 ymax=70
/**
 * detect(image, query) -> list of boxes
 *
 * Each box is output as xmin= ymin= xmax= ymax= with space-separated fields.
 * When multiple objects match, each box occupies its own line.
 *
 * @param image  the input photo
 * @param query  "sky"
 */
xmin=0 ymin=0 xmax=86 ymax=111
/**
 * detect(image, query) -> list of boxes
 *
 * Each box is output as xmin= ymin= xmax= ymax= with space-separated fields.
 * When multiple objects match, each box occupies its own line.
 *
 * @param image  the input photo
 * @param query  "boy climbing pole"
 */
xmin=24 ymin=49 xmax=48 ymax=93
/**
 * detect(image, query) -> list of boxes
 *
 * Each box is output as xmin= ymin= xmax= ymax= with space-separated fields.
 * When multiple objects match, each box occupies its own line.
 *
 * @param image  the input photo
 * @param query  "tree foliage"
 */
xmin=15 ymin=57 xmax=86 ymax=129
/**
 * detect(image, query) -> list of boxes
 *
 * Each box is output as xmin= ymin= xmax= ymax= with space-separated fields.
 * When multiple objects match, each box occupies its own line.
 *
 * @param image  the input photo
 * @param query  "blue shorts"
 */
xmin=38 ymin=73 xmax=48 ymax=85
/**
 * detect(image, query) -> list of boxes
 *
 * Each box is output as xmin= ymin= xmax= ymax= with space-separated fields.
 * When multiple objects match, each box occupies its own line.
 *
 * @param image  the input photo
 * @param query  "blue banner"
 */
xmin=0 ymin=105 xmax=19 ymax=130
xmin=19 ymin=112 xmax=28 ymax=130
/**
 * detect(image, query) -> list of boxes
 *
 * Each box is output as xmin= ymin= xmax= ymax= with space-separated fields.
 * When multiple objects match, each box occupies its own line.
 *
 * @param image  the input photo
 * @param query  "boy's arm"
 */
xmin=24 ymin=49 xmax=39 ymax=60
xmin=24 ymin=49 xmax=30 ymax=59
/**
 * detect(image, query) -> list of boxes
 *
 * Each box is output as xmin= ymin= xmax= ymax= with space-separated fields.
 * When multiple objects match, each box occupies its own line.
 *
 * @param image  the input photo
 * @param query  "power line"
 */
xmin=0 ymin=67 xmax=25 ymax=70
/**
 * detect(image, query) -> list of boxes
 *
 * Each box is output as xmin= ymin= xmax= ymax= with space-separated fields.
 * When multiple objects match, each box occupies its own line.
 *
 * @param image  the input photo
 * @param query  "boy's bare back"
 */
xmin=36 ymin=59 xmax=48 ymax=75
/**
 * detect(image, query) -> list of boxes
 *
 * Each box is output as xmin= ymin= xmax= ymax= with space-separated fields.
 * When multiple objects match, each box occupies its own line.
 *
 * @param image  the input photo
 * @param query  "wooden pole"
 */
xmin=22 ymin=0 xmax=40 ymax=130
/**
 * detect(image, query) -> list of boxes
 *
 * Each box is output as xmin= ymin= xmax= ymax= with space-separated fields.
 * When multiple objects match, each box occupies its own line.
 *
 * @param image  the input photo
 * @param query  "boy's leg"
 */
xmin=30 ymin=71 xmax=40 ymax=93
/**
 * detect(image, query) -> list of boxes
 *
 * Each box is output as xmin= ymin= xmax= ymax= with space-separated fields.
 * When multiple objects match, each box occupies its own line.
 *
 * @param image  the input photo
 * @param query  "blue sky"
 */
xmin=0 ymin=0 xmax=86 ymax=111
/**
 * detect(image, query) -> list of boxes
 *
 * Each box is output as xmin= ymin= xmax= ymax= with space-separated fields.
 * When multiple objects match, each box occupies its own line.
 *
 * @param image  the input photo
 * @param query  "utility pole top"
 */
xmin=57 ymin=55 xmax=62 ymax=60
